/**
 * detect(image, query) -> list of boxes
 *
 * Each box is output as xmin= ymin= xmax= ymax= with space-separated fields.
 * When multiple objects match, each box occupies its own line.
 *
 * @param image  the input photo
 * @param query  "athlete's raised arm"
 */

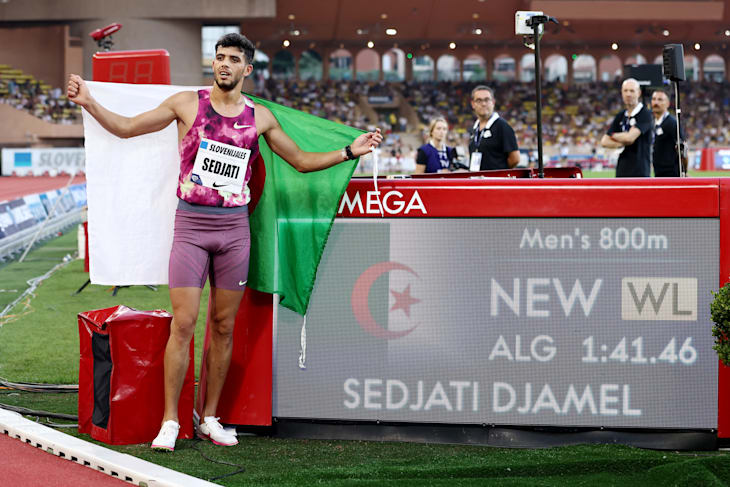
xmin=255 ymin=103 xmax=382 ymax=173
xmin=67 ymin=74 xmax=192 ymax=139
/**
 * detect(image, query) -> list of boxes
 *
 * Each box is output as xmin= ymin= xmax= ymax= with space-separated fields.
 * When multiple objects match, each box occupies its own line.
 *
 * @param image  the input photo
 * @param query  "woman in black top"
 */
xmin=414 ymin=117 xmax=455 ymax=174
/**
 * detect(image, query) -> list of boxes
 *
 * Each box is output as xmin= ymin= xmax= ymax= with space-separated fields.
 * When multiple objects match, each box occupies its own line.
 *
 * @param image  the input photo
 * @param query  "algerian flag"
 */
xmin=245 ymin=94 xmax=361 ymax=314
xmin=83 ymin=82 xmax=360 ymax=315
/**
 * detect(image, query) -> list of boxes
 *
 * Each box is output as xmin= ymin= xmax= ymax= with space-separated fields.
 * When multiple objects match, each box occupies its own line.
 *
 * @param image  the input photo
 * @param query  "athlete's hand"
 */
xmin=351 ymin=128 xmax=383 ymax=157
xmin=67 ymin=74 xmax=92 ymax=107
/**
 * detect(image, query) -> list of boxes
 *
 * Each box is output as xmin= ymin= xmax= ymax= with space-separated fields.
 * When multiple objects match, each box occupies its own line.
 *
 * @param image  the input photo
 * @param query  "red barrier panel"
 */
xmin=340 ymin=177 xmax=720 ymax=218
xmin=700 ymin=147 xmax=730 ymax=171
xmin=718 ymin=179 xmax=730 ymax=437
xmin=197 ymin=288 xmax=273 ymax=426
xmin=78 ymin=306 xmax=194 ymax=444
xmin=701 ymin=148 xmax=714 ymax=171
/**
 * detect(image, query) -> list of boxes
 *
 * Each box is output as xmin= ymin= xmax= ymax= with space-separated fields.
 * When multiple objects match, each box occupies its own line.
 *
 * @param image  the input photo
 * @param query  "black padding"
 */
xmin=91 ymin=332 xmax=112 ymax=429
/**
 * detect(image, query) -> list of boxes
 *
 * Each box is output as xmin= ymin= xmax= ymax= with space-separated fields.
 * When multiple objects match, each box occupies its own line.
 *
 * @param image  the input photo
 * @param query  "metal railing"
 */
xmin=0 ymin=208 xmax=84 ymax=263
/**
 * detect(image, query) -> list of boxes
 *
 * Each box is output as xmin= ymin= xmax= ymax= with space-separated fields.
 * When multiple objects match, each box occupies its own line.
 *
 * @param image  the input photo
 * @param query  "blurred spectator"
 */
xmin=2 ymin=71 xmax=728 ymax=150
xmin=255 ymin=78 xmax=370 ymax=130
xmin=0 ymin=74 xmax=80 ymax=124
xmin=415 ymin=117 xmax=455 ymax=174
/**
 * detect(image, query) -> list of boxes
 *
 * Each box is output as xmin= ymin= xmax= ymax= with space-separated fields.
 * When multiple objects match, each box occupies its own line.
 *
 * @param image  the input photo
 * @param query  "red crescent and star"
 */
xmin=351 ymin=261 xmax=420 ymax=339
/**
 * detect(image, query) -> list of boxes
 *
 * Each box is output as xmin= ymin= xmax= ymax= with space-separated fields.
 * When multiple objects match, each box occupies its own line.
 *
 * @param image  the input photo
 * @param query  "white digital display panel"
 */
xmin=274 ymin=218 xmax=718 ymax=429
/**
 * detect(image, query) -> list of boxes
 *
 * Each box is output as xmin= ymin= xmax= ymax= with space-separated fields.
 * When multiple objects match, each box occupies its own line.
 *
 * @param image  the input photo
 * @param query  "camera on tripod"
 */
xmin=515 ymin=11 xmax=545 ymax=35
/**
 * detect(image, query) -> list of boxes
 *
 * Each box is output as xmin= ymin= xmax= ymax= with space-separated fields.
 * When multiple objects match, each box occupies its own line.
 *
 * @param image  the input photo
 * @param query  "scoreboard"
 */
xmin=276 ymin=216 xmax=717 ymax=429
xmin=266 ymin=177 xmax=730 ymax=445
xmin=92 ymin=49 xmax=170 ymax=84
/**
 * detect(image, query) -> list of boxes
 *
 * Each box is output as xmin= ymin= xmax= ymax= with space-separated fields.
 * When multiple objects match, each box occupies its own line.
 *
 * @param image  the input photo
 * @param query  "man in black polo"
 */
xmin=600 ymin=78 xmax=653 ymax=177
xmin=468 ymin=85 xmax=519 ymax=171
xmin=651 ymin=89 xmax=686 ymax=177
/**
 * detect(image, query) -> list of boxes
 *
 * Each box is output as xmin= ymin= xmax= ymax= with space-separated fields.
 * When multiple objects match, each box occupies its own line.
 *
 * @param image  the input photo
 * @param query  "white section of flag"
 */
xmin=83 ymin=81 xmax=204 ymax=285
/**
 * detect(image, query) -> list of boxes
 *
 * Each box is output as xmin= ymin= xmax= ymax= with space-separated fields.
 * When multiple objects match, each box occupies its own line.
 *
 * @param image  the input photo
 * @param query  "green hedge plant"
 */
xmin=710 ymin=282 xmax=730 ymax=366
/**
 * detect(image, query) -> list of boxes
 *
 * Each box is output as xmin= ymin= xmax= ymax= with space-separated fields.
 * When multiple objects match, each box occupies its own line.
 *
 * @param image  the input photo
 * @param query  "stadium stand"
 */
xmin=0 ymin=64 xmax=81 ymax=124
xmin=250 ymin=79 xmax=730 ymax=160
xmin=1 ymin=67 xmax=726 ymax=172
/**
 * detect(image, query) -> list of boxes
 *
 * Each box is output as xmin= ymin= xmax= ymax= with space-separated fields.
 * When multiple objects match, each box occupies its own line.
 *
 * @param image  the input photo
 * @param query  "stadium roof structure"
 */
xmin=240 ymin=0 xmax=730 ymax=53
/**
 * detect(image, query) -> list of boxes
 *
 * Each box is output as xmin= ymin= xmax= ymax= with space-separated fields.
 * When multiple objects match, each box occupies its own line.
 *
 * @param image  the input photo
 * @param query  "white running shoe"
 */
xmin=197 ymin=416 xmax=238 ymax=446
xmin=151 ymin=420 xmax=180 ymax=451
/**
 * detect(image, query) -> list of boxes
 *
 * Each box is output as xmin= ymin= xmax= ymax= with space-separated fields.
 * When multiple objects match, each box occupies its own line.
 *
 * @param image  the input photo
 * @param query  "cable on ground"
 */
xmin=0 ymin=402 xmax=78 ymax=421
xmin=0 ymin=254 xmax=75 ymax=326
xmin=0 ymin=377 xmax=78 ymax=393
xmin=191 ymin=440 xmax=246 ymax=482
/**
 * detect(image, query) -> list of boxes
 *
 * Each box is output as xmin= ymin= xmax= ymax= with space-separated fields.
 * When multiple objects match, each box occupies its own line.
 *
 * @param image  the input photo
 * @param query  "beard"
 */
xmin=214 ymin=73 xmax=242 ymax=92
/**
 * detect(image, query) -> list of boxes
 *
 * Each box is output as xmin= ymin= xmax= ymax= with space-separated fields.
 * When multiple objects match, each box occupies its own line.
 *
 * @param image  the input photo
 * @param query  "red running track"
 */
xmin=0 ymin=175 xmax=86 ymax=202
xmin=0 ymin=432 xmax=127 ymax=486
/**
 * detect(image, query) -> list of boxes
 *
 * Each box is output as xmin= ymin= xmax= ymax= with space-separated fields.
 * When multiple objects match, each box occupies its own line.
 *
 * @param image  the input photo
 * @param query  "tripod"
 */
xmin=524 ymin=15 xmax=559 ymax=178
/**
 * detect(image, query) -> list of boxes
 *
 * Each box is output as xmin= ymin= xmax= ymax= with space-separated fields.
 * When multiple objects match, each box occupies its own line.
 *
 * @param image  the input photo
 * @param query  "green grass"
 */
xmin=0 ymin=230 xmax=208 ymax=383
xmin=1 ymin=389 xmax=728 ymax=487
xmin=0 ymin=231 xmax=78 ymax=311
xmin=1 ymin=388 xmax=729 ymax=487
xmin=2 ymin=203 xmax=730 ymax=486
xmin=96 ymin=437 xmax=730 ymax=486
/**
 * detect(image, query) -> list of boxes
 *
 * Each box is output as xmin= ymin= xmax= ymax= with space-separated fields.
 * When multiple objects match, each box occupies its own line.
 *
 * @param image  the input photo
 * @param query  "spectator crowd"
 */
xmin=253 ymin=78 xmax=730 ymax=155
xmin=0 ymin=76 xmax=80 ymax=124
xmin=3 ymin=65 xmax=730 ymax=156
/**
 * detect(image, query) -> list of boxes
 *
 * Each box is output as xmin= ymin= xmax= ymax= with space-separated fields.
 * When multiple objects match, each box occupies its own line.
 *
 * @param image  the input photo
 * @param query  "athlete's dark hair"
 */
xmin=215 ymin=33 xmax=255 ymax=64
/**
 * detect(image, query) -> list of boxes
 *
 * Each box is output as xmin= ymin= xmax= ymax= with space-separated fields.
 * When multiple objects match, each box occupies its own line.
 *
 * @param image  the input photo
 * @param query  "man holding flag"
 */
xmin=67 ymin=33 xmax=382 ymax=451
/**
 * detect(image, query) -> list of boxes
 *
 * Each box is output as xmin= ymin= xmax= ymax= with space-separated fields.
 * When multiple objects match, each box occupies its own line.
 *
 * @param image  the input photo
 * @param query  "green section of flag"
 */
xmin=246 ymin=94 xmax=363 ymax=315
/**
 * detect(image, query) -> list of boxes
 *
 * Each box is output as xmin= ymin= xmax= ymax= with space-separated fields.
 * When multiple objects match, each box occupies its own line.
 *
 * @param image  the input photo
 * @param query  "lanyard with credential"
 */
xmin=621 ymin=104 xmax=642 ymax=133
xmin=654 ymin=111 xmax=669 ymax=136
xmin=474 ymin=120 xmax=486 ymax=149
xmin=472 ymin=113 xmax=499 ymax=147
xmin=472 ymin=120 xmax=483 ymax=147
xmin=621 ymin=113 xmax=631 ymax=133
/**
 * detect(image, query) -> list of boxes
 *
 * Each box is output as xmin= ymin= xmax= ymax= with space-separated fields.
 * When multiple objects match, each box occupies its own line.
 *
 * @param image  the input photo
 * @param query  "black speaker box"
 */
xmin=663 ymin=44 xmax=685 ymax=82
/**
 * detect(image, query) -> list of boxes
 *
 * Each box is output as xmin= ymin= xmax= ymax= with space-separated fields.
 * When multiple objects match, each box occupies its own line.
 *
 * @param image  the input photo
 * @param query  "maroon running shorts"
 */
xmin=168 ymin=209 xmax=250 ymax=291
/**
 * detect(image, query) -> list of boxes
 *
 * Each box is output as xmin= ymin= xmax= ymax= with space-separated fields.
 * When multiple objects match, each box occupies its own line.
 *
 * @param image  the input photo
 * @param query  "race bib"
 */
xmin=191 ymin=138 xmax=251 ymax=195
xmin=470 ymin=152 xmax=482 ymax=172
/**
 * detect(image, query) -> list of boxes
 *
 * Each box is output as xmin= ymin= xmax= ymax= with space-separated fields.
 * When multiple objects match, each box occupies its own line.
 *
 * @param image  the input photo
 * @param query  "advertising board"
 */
xmin=1 ymin=148 xmax=85 ymax=176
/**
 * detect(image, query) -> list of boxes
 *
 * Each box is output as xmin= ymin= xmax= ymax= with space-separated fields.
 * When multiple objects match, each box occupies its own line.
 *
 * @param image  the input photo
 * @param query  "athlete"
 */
xmin=67 ymin=33 xmax=382 ymax=451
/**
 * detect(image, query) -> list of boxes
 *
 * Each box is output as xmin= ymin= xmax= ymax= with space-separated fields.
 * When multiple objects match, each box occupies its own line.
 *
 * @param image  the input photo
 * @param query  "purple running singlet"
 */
xmin=177 ymin=89 xmax=259 ymax=207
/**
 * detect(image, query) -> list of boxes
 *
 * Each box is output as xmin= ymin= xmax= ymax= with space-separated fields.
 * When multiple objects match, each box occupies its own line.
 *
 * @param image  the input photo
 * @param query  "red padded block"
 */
xmin=78 ymin=305 xmax=194 ymax=444
xmin=196 ymin=288 xmax=273 ymax=426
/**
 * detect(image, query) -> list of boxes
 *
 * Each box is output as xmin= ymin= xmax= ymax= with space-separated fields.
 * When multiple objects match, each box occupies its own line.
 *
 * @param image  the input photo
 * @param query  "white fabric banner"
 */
xmin=83 ymin=81 xmax=205 ymax=285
